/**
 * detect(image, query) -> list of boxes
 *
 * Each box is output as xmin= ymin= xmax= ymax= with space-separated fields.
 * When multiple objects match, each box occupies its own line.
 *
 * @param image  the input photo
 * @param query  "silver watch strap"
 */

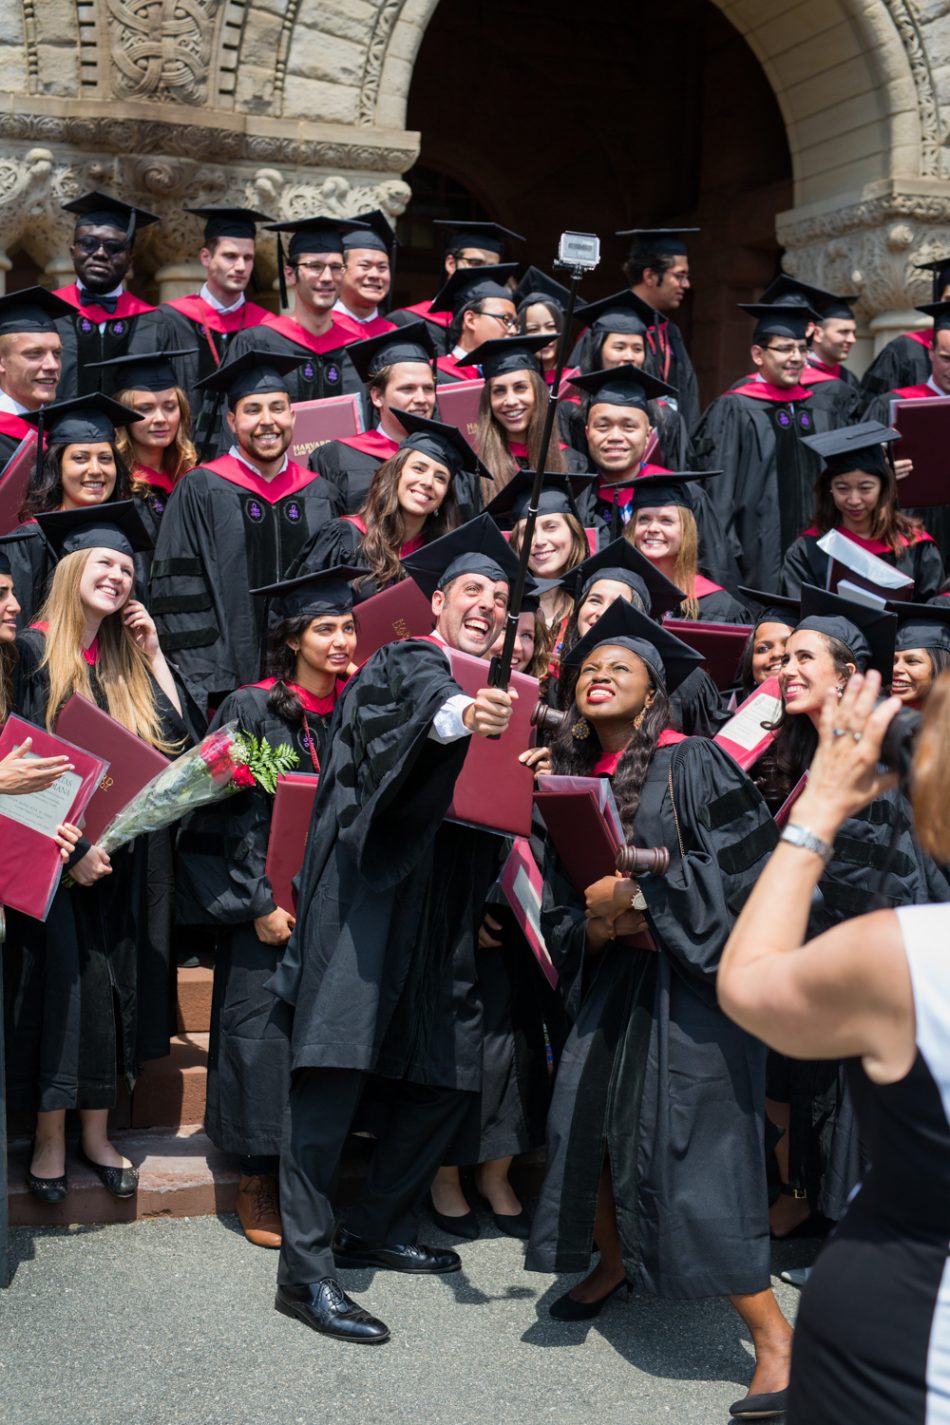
xmin=780 ymin=822 xmax=833 ymax=866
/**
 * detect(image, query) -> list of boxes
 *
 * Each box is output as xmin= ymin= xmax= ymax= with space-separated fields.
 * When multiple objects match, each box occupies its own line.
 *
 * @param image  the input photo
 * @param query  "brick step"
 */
xmin=176 ymin=964 xmax=213 ymax=1035
xmin=130 ymin=1032 xmax=209 ymax=1131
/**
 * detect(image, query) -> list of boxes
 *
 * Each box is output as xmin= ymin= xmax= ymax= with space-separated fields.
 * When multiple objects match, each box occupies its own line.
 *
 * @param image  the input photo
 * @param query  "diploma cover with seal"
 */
xmin=434 ymin=378 xmax=484 ymax=446
xmin=264 ymin=772 xmax=320 ymax=912
xmin=55 ymin=695 xmax=171 ymax=843
xmin=290 ymin=393 xmax=361 ymax=464
xmin=442 ymin=647 xmax=538 ymax=838
xmin=0 ymin=714 xmax=108 ymax=920
xmin=353 ymin=578 xmax=435 ymax=665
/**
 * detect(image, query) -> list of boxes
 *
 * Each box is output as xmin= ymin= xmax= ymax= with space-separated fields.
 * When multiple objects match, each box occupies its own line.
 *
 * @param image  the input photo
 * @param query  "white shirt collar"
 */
xmin=452 ymin=345 xmax=470 ymax=361
xmin=333 ymin=298 xmax=378 ymax=324
xmin=228 ymin=443 xmax=289 ymax=478
xmin=200 ymin=282 xmax=246 ymax=315
xmin=0 ymin=389 xmax=30 ymax=417
xmin=926 ymin=374 xmax=944 ymax=397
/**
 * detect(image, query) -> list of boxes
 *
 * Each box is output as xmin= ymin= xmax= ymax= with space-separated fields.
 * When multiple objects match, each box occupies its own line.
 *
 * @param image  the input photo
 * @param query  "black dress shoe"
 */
xmin=427 ymin=1196 xmax=480 ymax=1240
xmin=275 ymin=1280 xmax=390 ymax=1344
xmin=728 ymin=1388 xmax=788 ymax=1418
xmin=333 ymin=1227 xmax=461 ymax=1274
xmin=26 ymin=1167 xmax=68 ymax=1203
xmin=79 ymin=1146 xmax=138 ymax=1199
xmin=487 ymin=1206 xmax=532 ymax=1240
xmin=549 ymin=1276 xmax=631 ymax=1320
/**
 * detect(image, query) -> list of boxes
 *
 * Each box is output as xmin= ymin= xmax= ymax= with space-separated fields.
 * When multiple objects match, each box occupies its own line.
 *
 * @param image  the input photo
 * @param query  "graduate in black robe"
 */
xmin=150 ymin=349 xmax=343 ymax=706
xmin=175 ymin=568 xmax=359 ymax=1249
xmin=859 ymin=255 xmax=950 ymax=403
xmin=615 ymin=227 xmax=702 ymax=431
xmin=267 ymin=517 xmax=527 ymax=1345
xmin=4 ymin=502 xmax=203 ymax=1201
xmin=759 ymin=275 xmax=864 ymax=426
xmin=527 ymin=598 xmax=792 ymax=1416
xmin=0 ymin=287 xmax=76 ymax=467
xmin=52 ymin=191 xmax=167 ymax=400
xmin=694 ymin=301 xmax=844 ymax=589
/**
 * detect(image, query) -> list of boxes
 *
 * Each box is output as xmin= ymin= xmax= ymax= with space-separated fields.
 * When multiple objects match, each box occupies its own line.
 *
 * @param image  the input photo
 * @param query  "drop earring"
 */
xmin=571 ymin=716 xmax=591 ymax=740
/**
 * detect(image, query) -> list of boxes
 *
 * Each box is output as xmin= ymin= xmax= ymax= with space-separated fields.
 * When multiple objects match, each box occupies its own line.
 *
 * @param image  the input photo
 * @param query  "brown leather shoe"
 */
xmin=236 ymin=1173 xmax=282 ymax=1248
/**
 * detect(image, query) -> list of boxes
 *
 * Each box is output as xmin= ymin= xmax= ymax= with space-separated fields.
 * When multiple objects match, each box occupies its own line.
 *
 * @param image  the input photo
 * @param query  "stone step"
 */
xmin=176 ymin=964 xmax=213 ymax=1035
xmin=130 ymin=1033 xmax=209 ymax=1131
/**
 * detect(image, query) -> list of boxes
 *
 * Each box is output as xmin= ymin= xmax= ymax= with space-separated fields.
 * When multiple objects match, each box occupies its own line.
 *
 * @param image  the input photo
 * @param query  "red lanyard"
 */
xmin=301 ymin=713 xmax=321 ymax=772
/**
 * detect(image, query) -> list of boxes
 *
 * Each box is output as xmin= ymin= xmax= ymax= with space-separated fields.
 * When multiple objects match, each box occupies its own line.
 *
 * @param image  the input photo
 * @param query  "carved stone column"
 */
xmin=777 ymin=181 xmax=950 ymax=368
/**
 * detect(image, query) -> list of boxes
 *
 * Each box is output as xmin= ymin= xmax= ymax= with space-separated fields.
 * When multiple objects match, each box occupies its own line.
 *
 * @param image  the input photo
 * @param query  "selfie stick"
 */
xmin=488 ymin=232 xmax=601 ymax=693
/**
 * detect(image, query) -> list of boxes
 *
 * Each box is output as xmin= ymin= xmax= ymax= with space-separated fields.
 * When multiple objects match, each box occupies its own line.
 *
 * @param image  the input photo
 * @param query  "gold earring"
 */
xmin=571 ymin=716 xmax=591 ymax=740
xmin=632 ymin=708 xmax=646 ymax=731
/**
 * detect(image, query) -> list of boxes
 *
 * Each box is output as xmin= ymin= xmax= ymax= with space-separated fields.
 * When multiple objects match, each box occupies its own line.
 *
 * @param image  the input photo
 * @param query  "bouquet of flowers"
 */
xmin=95 ymin=722 xmax=299 ymax=856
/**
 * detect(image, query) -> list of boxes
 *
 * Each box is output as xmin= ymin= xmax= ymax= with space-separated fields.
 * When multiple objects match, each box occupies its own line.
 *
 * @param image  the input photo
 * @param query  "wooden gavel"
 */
xmin=531 ymin=701 xmax=567 ymax=733
xmin=615 ymin=845 xmax=670 ymax=876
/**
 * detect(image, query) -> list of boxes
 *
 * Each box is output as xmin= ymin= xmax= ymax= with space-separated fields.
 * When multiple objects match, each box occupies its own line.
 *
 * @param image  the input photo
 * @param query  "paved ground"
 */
xmin=0 ymin=1212 xmax=813 ymax=1425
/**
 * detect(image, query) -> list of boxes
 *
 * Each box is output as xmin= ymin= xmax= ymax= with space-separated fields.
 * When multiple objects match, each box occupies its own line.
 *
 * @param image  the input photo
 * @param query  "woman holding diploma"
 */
xmin=176 ymin=568 xmax=358 ymax=1250
xmin=527 ymin=598 xmax=794 ymax=1420
xmin=4 ymin=502 xmax=200 ymax=1203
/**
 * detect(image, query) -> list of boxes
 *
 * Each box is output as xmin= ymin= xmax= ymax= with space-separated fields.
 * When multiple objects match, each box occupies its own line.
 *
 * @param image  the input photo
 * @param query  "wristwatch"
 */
xmin=780 ymin=822 xmax=833 ymax=866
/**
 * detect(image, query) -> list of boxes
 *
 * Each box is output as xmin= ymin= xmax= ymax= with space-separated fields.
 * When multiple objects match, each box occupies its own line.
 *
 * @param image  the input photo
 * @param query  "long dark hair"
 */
xmin=550 ymin=673 xmax=672 ymax=829
xmin=769 ymin=632 xmax=855 ymax=799
xmin=19 ymin=443 xmax=132 ymax=522
xmin=354 ymin=446 xmax=460 ymax=593
xmin=736 ymin=616 xmax=795 ymax=697
xmin=813 ymin=464 xmax=922 ymax=555
xmin=262 ymin=612 xmax=357 ymax=722
xmin=0 ymin=641 xmax=17 ymax=723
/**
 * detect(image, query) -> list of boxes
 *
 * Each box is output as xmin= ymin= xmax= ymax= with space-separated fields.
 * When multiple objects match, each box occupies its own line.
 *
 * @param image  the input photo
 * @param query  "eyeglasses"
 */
xmin=478 ymin=309 xmax=518 ymax=330
xmin=766 ymin=342 xmax=809 ymax=357
xmin=294 ymin=260 xmax=345 ymax=276
xmin=74 ymin=236 xmax=128 ymax=257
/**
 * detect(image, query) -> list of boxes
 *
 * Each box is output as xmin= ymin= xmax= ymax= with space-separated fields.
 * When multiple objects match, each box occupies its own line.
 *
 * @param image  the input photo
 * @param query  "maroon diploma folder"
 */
xmin=714 ymin=677 xmax=782 ymax=770
xmin=441 ymin=647 xmax=538 ymax=837
xmin=435 ymin=379 xmax=484 ymax=445
xmin=264 ymin=772 xmax=320 ymax=912
xmin=55 ymin=694 xmax=171 ymax=842
xmin=0 ymin=433 xmax=37 ymax=536
xmin=663 ymin=619 xmax=750 ymax=689
xmin=533 ymin=775 xmax=623 ymax=894
xmin=290 ymin=393 xmax=361 ymax=464
xmin=353 ymin=578 xmax=435 ymax=665
xmin=0 ymin=714 xmax=108 ymax=920
xmin=500 ymin=837 xmax=558 ymax=988
xmin=890 ymin=395 xmax=950 ymax=507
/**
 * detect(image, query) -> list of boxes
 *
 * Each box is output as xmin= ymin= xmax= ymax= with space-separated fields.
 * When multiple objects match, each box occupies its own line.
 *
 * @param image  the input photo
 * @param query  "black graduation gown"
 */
xmin=2 ymin=629 xmax=203 ymax=1113
xmin=781 ymin=526 xmax=944 ymax=601
xmin=800 ymin=371 xmax=863 ymax=425
xmin=52 ymin=285 xmax=168 ymax=400
xmin=693 ymin=381 xmax=836 ymax=588
xmin=175 ymin=682 xmax=334 ymax=1157
xmin=859 ymin=331 xmax=932 ymax=404
xmin=387 ymin=301 xmax=452 ymax=356
xmin=6 ymin=518 xmax=151 ymax=630
xmin=773 ymin=788 xmax=950 ymax=1221
xmin=527 ymin=735 xmax=776 ymax=1298
xmin=664 ymin=320 xmax=701 ymax=433
xmin=269 ymin=640 xmax=508 ymax=1107
xmin=675 ymin=586 xmax=753 ymax=624
xmin=0 ymin=411 xmax=33 ymax=471
xmin=149 ymin=454 xmax=344 ymax=704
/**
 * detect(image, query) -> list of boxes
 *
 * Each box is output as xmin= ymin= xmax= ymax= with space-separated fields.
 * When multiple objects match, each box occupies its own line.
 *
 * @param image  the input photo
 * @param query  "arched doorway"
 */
xmin=401 ymin=0 xmax=792 ymax=404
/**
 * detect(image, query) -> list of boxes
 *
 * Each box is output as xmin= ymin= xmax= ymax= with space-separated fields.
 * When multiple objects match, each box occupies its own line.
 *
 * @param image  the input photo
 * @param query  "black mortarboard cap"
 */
xmin=762 ymin=274 xmax=858 ymax=322
xmin=915 ymin=300 xmax=950 ymax=335
xmin=0 ymin=286 xmax=75 ymax=335
xmin=568 ymin=363 xmax=677 ymax=411
xmin=264 ymin=215 xmax=372 ymax=306
xmin=87 ymin=348 xmax=198 ymax=393
xmin=0 ymin=529 xmax=34 ymax=579
xmin=914 ymin=256 xmax=950 ymax=302
xmin=483 ymin=471 xmax=596 ymax=528
xmin=566 ymin=537 xmax=685 ymax=619
xmin=433 ymin=220 xmax=525 ymax=258
xmin=250 ymin=564 xmax=362 ymax=620
xmin=738 ymin=587 xmax=800 ymax=627
xmin=513 ymin=266 xmax=571 ymax=312
xmin=801 ymin=421 xmax=899 ymax=479
xmin=344 ymin=321 xmax=436 ymax=383
xmin=616 ymin=228 xmax=699 ymax=258
xmin=34 ymin=499 xmax=152 ymax=561
xmin=22 ymin=392 xmax=143 ymax=445
xmin=739 ymin=301 xmax=819 ymax=342
xmin=576 ymin=289 xmax=662 ymax=336
xmin=341 ymin=209 xmax=396 ymax=257
xmin=402 ymin=513 xmax=521 ymax=598
xmin=563 ymin=595 xmax=704 ymax=692
xmin=797 ymin=584 xmax=897 ymax=676
xmin=886 ymin=598 xmax=950 ymax=654
xmin=622 ymin=469 xmax=726 ymax=510
xmin=62 ymin=191 xmax=159 ymax=242
xmin=428 ymin=264 xmax=518 ymax=317
xmin=195 ymin=348 xmax=304 ymax=407
xmin=461 ymin=334 xmax=552 ymax=380
xmin=185 ymin=206 xmax=274 ymax=243
xmin=397 ymin=411 xmax=486 ymax=478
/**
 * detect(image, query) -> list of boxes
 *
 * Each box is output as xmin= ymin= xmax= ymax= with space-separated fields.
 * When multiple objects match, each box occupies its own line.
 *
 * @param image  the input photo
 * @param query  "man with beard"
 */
xmin=150 ymin=349 xmax=342 ymax=705
xmin=268 ymin=516 xmax=522 ymax=1345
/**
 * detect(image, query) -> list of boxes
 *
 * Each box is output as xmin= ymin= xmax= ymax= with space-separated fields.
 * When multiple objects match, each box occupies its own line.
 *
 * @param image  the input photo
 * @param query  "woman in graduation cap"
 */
xmin=4 ymin=502 xmax=204 ymax=1204
xmin=889 ymin=601 xmax=950 ymax=709
xmin=514 ymin=267 xmax=575 ymax=389
xmin=625 ymin=470 xmax=752 ymax=623
xmin=290 ymin=413 xmax=475 ymax=599
xmin=528 ymin=598 xmax=795 ymax=1419
xmin=469 ymin=336 xmax=590 ymax=501
xmin=781 ymin=423 xmax=943 ymax=601
xmin=764 ymin=587 xmax=948 ymax=1240
xmin=175 ymin=566 xmax=359 ymax=1250
xmin=9 ymin=392 xmax=146 ymax=627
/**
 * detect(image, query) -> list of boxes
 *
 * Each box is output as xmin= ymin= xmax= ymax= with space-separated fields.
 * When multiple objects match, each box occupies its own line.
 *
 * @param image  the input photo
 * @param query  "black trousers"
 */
xmin=278 ymin=1067 xmax=475 ymax=1285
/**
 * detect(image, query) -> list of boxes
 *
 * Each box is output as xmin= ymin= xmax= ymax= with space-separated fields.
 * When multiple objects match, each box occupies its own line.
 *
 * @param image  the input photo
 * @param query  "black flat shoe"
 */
xmin=26 ymin=1167 xmax=68 ymax=1203
xmin=427 ymin=1197 xmax=480 ymax=1240
xmin=275 ymin=1280 xmax=390 ymax=1344
xmin=728 ymin=1388 xmax=788 ymax=1418
xmin=334 ymin=1227 xmax=461 ymax=1274
xmin=487 ymin=1206 xmax=532 ymax=1240
xmin=549 ymin=1276 xmax=631 ymax=1320
xmin=79 ymin=1146 xmax=138 ymax=1199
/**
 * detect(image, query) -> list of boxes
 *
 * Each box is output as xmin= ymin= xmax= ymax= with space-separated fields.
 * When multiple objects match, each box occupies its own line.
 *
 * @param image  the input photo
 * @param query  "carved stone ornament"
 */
xmin=108 ymin=0 xmax=214 ymax=106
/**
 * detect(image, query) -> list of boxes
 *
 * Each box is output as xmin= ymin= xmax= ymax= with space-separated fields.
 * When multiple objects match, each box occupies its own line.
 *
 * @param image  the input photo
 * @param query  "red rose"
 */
xmin=200 ymin=733 xmax=238 ymax=783
xmin=231 ymin=764 xmax=255 ymax=790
